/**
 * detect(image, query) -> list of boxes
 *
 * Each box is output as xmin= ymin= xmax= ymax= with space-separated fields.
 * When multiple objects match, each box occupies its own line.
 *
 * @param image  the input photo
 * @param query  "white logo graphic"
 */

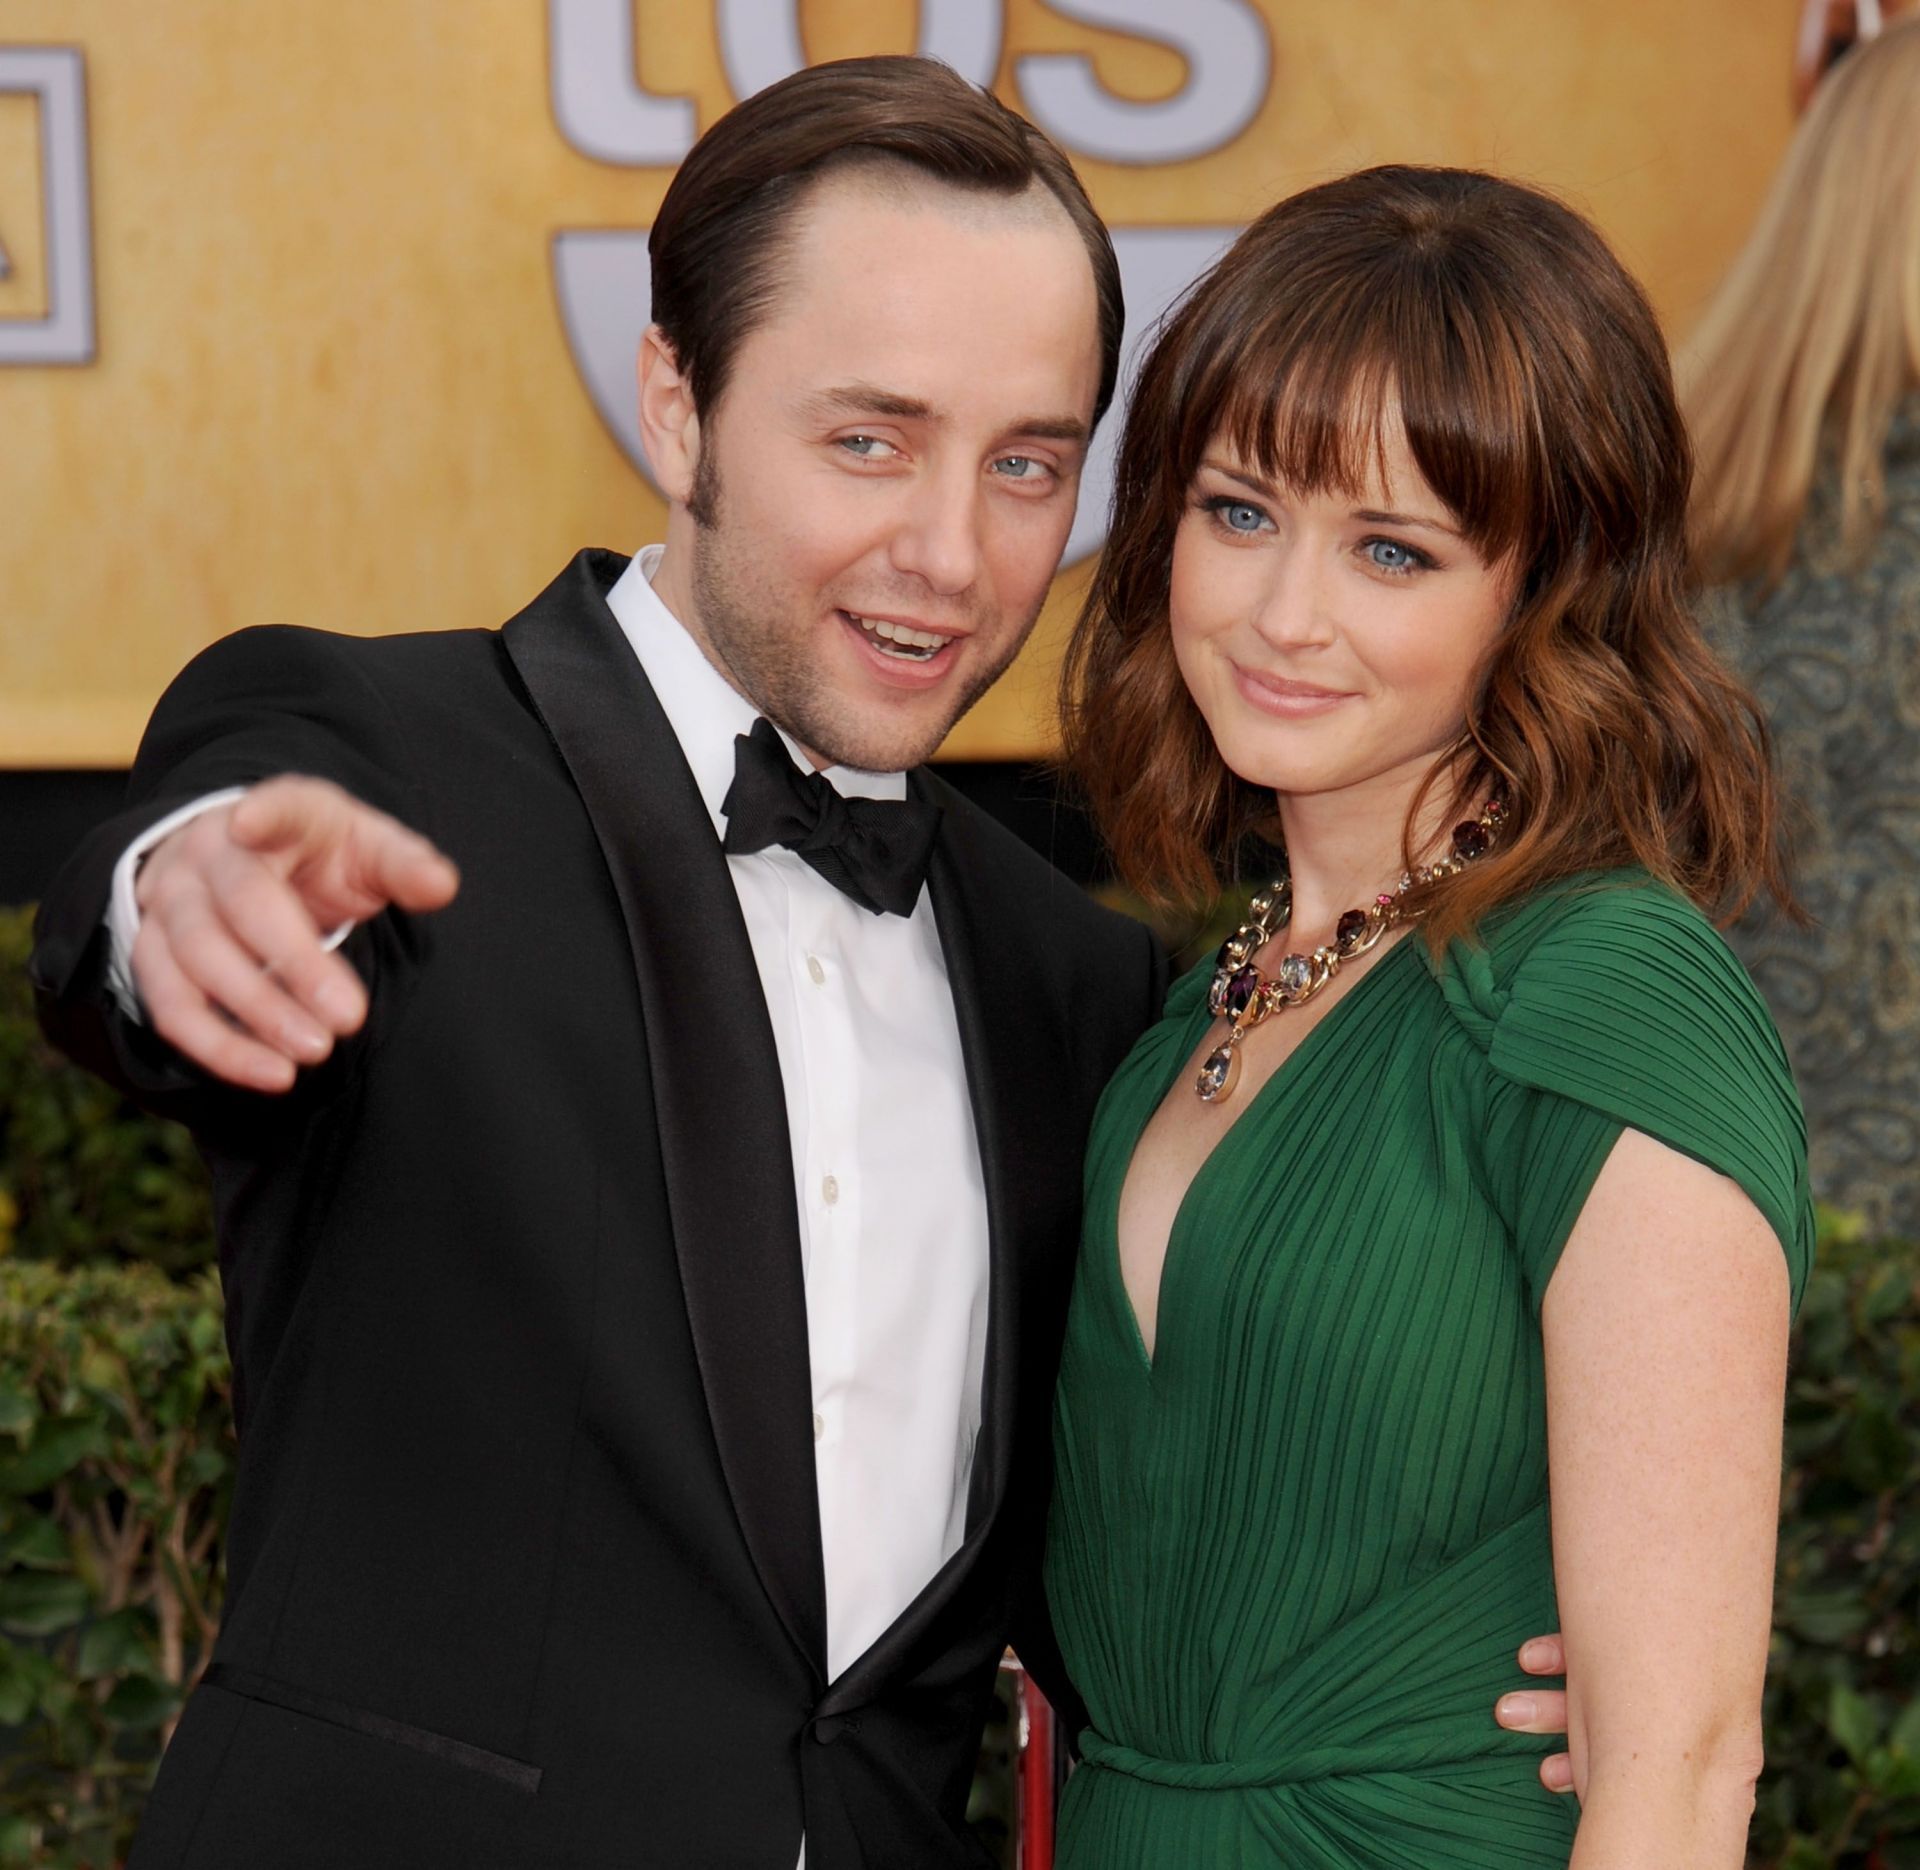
xmin=547 ymin=0 xmax=1269 ymax=564
xmin=0 ymin=47 xmax=96 ymax=366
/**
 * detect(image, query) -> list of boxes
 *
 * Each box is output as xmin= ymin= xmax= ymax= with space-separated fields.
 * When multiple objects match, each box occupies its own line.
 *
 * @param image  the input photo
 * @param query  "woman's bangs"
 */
xmin=1178 ymin=280 xmax=1540 ymax=568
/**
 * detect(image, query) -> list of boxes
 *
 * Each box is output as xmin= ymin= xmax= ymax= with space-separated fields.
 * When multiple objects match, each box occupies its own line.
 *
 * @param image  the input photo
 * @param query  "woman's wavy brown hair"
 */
xmin=1059 ymin=165 xmax=1794 ymax=949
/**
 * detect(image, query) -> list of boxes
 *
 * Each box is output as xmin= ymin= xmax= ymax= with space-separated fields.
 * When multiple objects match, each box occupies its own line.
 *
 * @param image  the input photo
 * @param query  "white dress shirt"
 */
xmin=106 ymin=546 xmax=993 ymax=1698
xmin=605 ymin=546 xmax=991 ymax=1686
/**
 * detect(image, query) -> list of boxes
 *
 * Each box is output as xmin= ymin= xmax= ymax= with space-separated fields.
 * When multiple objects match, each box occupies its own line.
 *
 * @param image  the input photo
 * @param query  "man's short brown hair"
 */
xmin=649 ymin=56 xmax=1122 ymax=428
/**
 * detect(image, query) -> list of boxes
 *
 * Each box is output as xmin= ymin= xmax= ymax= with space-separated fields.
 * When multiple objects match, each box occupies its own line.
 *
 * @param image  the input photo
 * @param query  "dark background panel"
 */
xmin=0 ymin=766 xmax=1109 ymax=909
xmin=1 ymin=773 xmax=137 ymax=912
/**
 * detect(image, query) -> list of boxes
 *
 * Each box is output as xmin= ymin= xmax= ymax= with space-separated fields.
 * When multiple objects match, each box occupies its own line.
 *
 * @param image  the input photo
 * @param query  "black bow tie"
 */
xmin=720 ymin=717 xmax=942 ymax=917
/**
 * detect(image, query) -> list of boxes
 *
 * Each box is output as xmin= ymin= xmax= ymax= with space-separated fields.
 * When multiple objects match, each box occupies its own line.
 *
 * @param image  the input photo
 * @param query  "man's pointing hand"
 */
xmin=131 ymin=774 xmax=459 ymax=1091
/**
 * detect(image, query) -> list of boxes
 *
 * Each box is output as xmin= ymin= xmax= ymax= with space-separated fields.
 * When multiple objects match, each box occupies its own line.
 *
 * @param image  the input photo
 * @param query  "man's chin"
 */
xmin=801 ymin=718 xmax=953 ymax=777
xmin=782 ymin=686 xmax=980 ymax=775
xmin=752 ymin=632 xmax=1017 ymax=774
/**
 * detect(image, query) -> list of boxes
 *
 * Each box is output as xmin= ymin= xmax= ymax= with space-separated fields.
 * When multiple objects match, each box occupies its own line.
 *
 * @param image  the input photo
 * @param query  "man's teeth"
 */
xmin=849 ymin=613 xmax=946 ymax=659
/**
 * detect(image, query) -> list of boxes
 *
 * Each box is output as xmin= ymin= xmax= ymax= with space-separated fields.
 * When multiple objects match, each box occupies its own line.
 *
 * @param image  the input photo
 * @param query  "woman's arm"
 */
xmin=1543 ymin=1126 xmax=1790 ymax=1869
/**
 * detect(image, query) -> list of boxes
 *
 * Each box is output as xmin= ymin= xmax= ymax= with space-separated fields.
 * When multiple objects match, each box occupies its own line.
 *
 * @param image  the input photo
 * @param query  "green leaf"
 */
xmin=1815 ymin=1205 xmax=1869 ymax=1249
xmin=1861 ymin=1262 xmax=1917 ymax=1327
xmin=101 ymin=1670 xmax=180 ymax=1728
xmin=76 ymin=1605 xmax=153 ymax=1680
xmin=0 ymin=1510 xmax=68 ymax=1568
xmin=0 ymin=1384 xmax=32 ymax=1439
xmin=0 ymin=1643 xmax=34 ymax=1725
xmin=1779 ymin=1588 xmax=1872 ymax=1644
xmin=1829 ymin=1682 xmax=1880 ymax=1765
xmin=1891 ymin=1691 xmax=1920 ymax=1760
xmin=1843 ymin=1403 xmax=1911 ymax=1494
xmin=1868 ymin=1745 xmax=1920 ymax=1799
xmin=0 ymin=1414 xmax=106 ymax=1495
xmin=0 ymin=1570 xmax=90 ymax=1636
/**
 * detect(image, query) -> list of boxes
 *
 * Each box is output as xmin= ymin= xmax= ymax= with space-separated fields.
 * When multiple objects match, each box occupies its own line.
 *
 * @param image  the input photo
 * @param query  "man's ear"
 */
xmin=636 ymin=325 xmax=702 ymax=505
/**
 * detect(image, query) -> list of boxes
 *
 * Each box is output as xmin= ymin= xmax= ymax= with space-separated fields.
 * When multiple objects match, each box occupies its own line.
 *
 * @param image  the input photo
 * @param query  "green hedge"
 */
xmin=0 ymin=1262 xmax=229 ymax=1867
xmin=0 ymin=911 xmax=211 ymax=1277
xmin=1758 ymin=1209 xmax=1920 ymax=1866
xmin=2 ymin=906 xmax=1915 ymax=1867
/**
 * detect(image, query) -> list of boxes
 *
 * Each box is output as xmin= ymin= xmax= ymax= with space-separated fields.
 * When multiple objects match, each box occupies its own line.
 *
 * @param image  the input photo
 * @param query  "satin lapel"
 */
xmin=502 ymin=552 xmax=827 ymax=1677
xmin=817 ymin=770 xmax=1054 ymax=1714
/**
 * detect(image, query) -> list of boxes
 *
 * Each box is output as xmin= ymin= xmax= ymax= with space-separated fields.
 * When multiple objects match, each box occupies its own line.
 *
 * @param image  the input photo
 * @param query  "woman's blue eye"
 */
xmin=1364 ymin=537 xmax=1429 ymax=574
xmin=840 ymin=435 xmax=892 ymax=459
xmin=1206 ymin=498 xmax=1267 ymax=533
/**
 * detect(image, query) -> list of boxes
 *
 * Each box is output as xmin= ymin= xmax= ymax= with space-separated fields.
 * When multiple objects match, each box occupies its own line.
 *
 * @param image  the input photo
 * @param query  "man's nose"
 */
xmin=888 ymin=470 xmax=982 ymax=597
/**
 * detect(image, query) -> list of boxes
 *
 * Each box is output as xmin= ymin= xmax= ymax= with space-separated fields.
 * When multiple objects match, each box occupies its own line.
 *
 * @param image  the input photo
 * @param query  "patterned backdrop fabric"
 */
xmin=1709 ymin=396 xmax=1920 ymax=1237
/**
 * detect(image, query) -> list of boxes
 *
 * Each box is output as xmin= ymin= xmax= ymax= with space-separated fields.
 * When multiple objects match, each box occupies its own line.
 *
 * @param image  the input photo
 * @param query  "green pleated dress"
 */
xmin=1045 ymin=872 xmax=1813 ymax=1868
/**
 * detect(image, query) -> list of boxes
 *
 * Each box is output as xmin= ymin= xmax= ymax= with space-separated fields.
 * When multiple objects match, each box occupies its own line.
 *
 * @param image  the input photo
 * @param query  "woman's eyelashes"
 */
xmin=1359 ymin=536 xmax=1440 ymax=577
xmin=1194 ymin=494 xmax=1442 ymax=577
xmin=1197 ymin=493 xmax=1274 ymax=536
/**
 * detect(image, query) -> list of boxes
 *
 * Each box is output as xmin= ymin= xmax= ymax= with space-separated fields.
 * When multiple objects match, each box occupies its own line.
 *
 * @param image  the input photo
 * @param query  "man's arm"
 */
xmin=31 ymin=625 xmax=456 ymax=1106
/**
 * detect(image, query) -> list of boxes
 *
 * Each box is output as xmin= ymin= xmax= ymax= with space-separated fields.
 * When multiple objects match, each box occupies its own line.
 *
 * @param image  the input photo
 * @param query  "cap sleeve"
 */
xmin=1438 ymin=878 xmax=1814 ymax=1314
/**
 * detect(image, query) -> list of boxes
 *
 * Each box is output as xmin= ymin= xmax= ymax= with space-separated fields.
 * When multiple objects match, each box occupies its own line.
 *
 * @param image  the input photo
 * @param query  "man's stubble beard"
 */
xmin=685 ymin=450 xmax=1034 ymax=774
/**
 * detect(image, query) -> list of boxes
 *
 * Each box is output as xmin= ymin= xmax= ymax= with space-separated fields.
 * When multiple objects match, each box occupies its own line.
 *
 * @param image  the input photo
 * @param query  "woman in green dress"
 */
xmin=1047 ymin=166 xmax=1812 ymax=1867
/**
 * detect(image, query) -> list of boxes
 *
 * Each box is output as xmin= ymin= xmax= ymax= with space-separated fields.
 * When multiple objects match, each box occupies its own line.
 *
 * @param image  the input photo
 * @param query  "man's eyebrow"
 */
xmin=803 ymin=384 xmax=1089 ymax=447
xmin=1007 ymin=413 xmax=1091 ymax=446
xmin=804 ymin=384 xmax=937 ymax=423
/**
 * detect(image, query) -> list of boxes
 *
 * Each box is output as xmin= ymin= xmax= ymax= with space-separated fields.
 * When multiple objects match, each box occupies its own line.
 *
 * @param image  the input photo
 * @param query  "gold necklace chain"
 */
xmin=1194 ymin=795 xmax=1507 ymax=1103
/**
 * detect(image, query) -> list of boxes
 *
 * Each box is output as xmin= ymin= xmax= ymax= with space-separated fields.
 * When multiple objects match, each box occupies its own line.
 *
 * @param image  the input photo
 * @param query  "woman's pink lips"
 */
xmin=1231 ymin=662 xmax=1356 ymax=716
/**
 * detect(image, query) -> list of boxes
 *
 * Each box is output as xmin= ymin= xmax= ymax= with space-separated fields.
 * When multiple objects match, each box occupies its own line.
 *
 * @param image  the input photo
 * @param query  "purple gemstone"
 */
xmin=1452 ymin=819 xmax=1491 ymax=860
xmin=1224 ymin=966 xmax=1260 ymax=1018
xmin=1215 ymin=935 xmax=1251 ymax=976
xmin=1335 ymin=909 xmax=1370 ymax=952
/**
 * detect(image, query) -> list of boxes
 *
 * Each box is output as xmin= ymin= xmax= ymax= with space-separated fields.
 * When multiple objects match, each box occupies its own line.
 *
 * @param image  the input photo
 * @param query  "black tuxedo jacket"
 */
xmin=30 ymin=552 xmax=1165 ymax=1870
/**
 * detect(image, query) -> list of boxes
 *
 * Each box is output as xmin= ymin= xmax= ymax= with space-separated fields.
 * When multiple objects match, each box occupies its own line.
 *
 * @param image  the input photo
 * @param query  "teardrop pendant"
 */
xmin=1196 ymin=1040 xmax=1241 ymax=1103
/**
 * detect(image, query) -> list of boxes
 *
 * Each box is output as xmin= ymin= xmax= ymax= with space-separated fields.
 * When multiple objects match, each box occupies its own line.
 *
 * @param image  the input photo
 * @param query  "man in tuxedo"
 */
xmin=32 ymin=54 xmax=1573 ymax=1870
xmin=31 ymin=55 xmax=1154 ymax=1869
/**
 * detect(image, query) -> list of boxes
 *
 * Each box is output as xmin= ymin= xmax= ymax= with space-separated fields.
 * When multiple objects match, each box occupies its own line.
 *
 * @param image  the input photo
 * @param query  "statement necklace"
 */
xmin=1195 ymin=795 xmax=1507 ymax=1103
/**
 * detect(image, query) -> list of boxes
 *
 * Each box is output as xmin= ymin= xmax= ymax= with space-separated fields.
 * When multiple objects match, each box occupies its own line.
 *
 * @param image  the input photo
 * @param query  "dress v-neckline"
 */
xmin=1111 ymin=936 xmax=1421 ymax=1379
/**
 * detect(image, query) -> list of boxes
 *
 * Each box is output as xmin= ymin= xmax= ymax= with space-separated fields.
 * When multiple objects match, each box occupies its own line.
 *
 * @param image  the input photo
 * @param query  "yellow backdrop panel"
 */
xmin=0 ymin=0 xmax=1797 ymax=766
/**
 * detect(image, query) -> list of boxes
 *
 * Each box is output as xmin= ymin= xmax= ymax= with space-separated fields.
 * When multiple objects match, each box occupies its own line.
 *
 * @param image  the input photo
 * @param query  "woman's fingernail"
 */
xmin=1520 ymin=1640 xmax=1554 ymax=1669
xmin=1497 ymin=1695 xmax=1537 ymax=1725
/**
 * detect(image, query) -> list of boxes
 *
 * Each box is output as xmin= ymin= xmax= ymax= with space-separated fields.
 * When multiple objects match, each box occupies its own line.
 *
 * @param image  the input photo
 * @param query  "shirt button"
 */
xmin=813 ymin=1412 xmax=825 ymax=1442
xmin=821 ymin=1175 xmax=839 ymax=1206
xmin=806 ymin=954 xmax=826 ymax=986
